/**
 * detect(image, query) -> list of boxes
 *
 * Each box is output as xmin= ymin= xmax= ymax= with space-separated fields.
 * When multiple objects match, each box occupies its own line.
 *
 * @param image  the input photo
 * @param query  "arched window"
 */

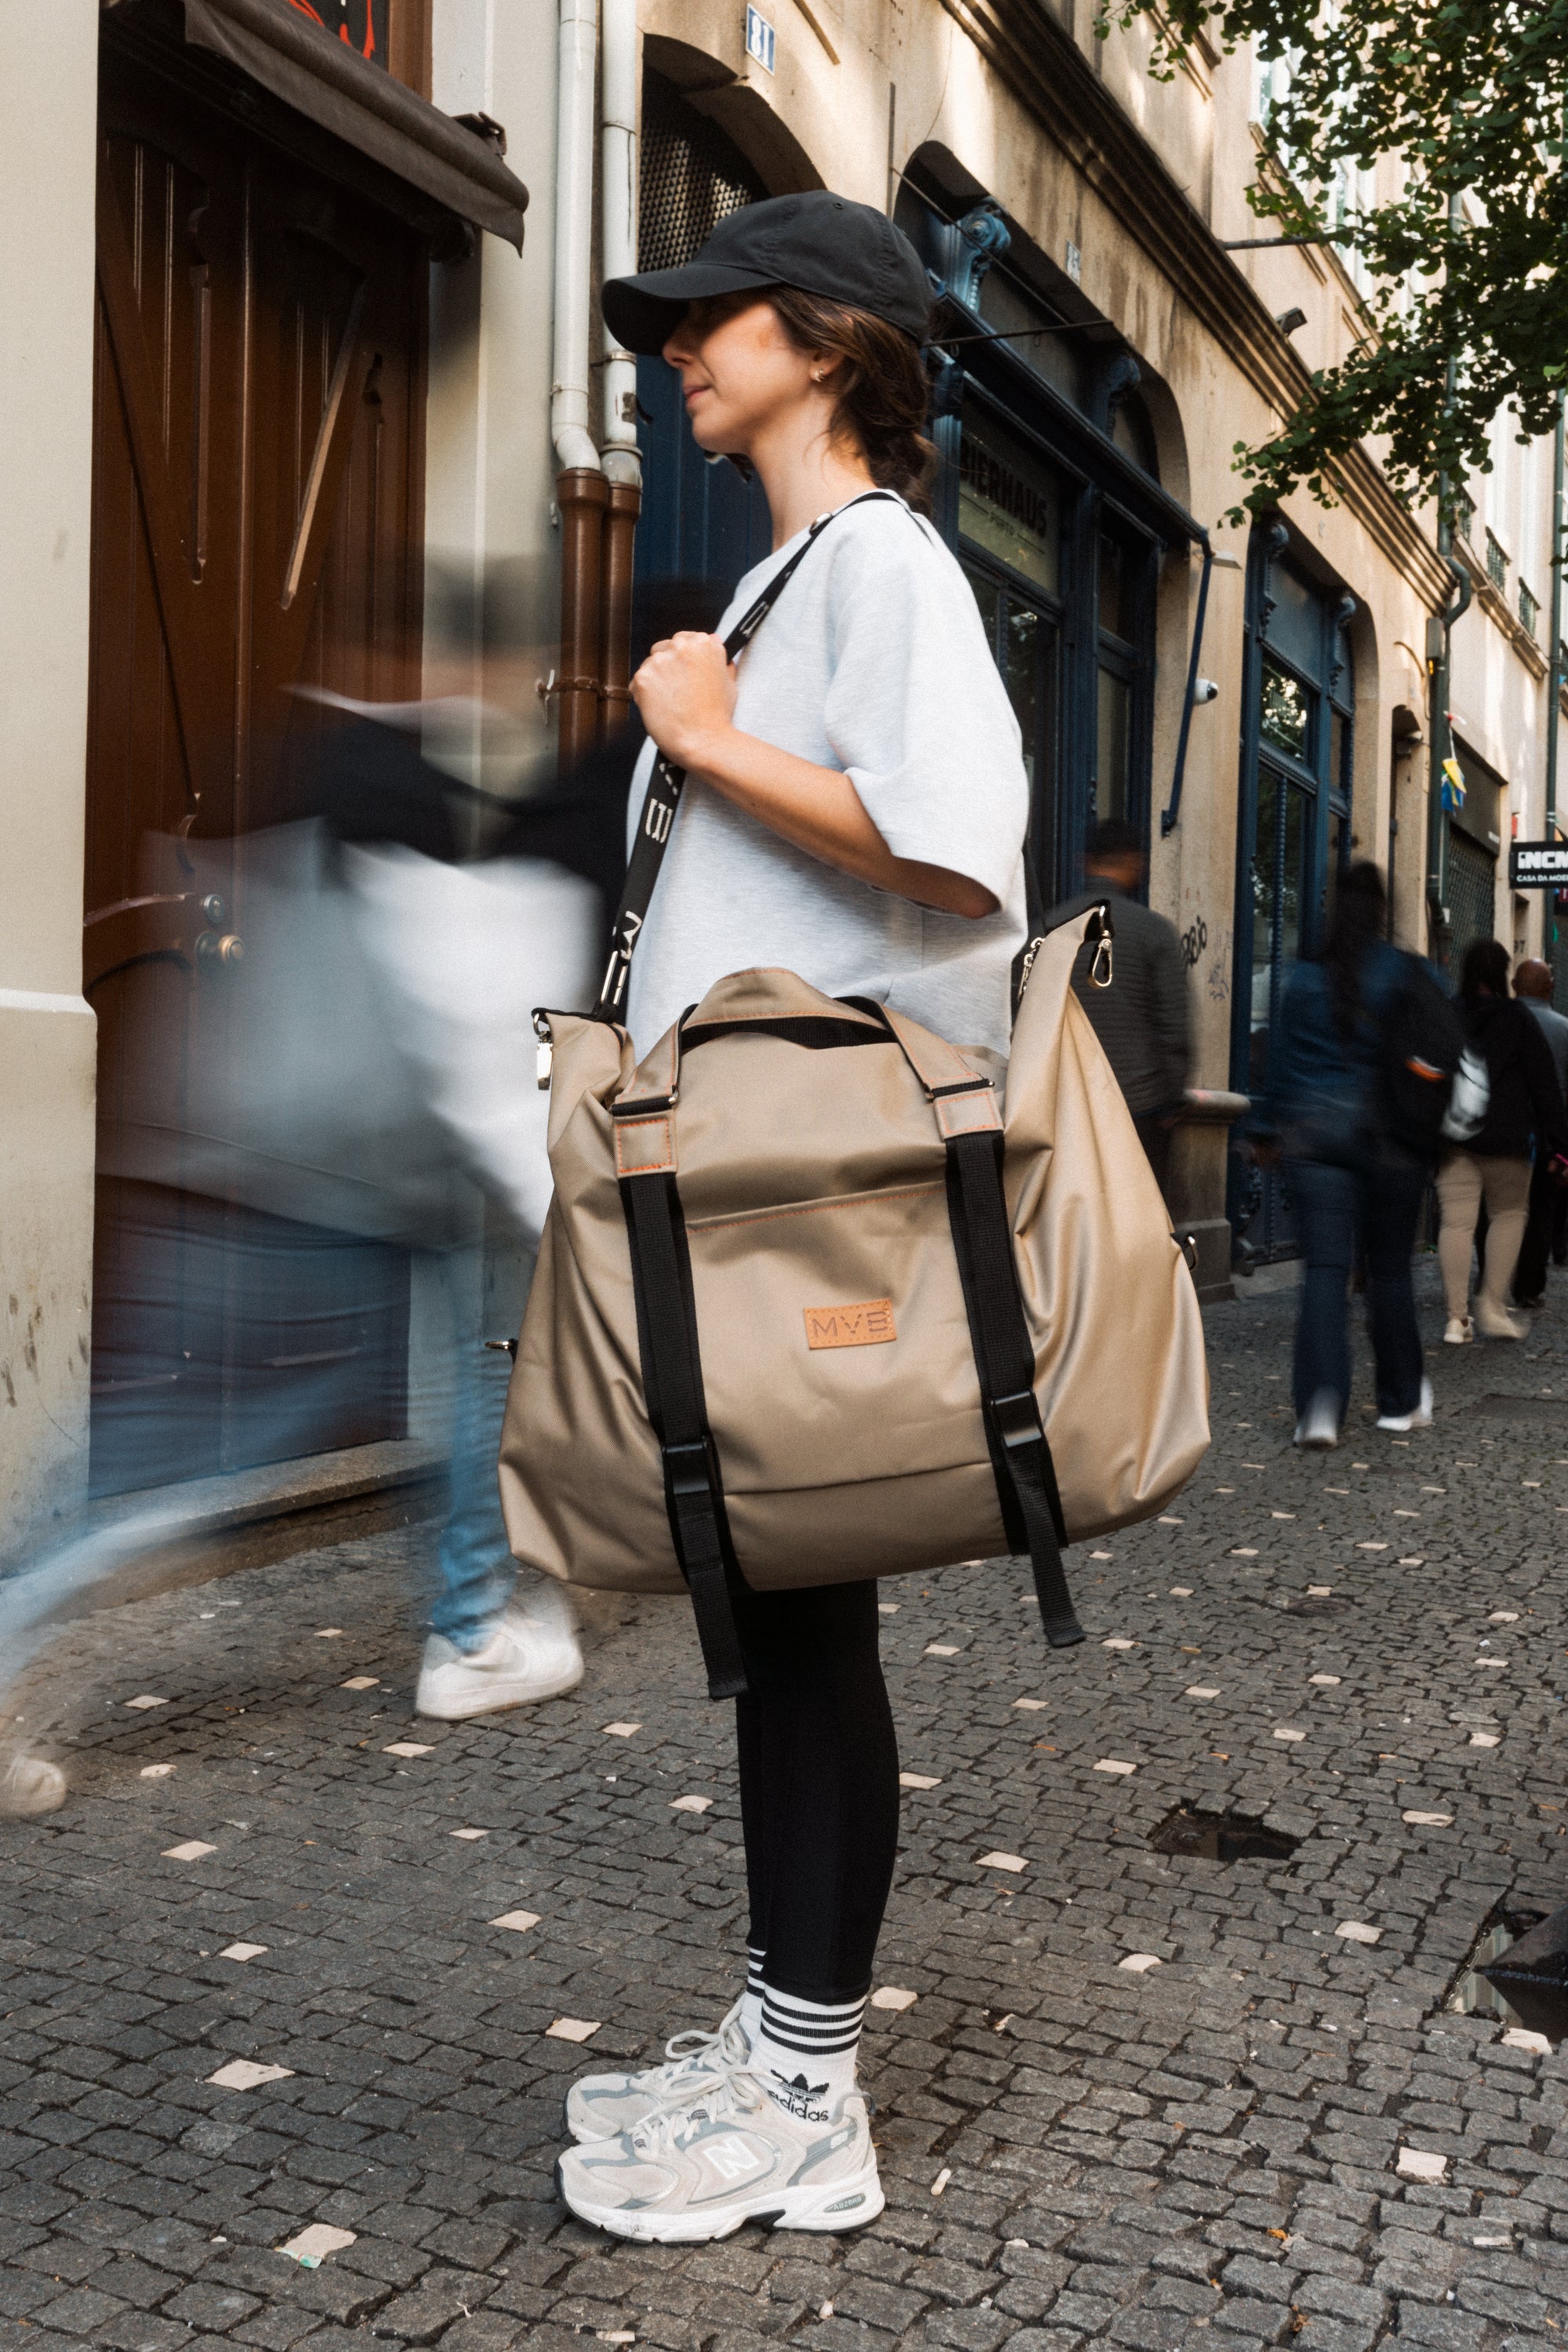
xmin=631 ymin=73 xmax=771 ymax=637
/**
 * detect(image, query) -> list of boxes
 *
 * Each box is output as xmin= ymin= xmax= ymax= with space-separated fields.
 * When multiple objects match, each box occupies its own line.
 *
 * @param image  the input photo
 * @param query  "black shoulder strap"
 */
xmin=944 ymin=1127 xmax=1084 ymax=1649
xmin=619 ymin=1167 xmax=750 ymax=1700
xmin=594 ymin=490 xmax=901 ymax=1022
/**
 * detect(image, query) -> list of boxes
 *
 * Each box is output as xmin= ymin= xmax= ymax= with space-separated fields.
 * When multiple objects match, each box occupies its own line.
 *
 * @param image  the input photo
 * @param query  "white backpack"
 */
xmin=1440 ymin=1045 xmax=1490 ymax=1144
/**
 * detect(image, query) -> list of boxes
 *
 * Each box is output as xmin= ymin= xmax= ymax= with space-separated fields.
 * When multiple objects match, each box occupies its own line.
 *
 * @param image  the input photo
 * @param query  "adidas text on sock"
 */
xmin=753 ymin=1984 xmax=865 ymax=2119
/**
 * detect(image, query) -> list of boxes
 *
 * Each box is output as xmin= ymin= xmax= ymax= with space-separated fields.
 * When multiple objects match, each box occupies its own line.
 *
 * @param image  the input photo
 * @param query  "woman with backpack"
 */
xmin=1436 ymin=937 xmax=1568 ymax=1341
xmin=1246 ymin=862 xmax=1432 ymax=1446
xmin=550 ymin=194 xmax=1030 ymax=2242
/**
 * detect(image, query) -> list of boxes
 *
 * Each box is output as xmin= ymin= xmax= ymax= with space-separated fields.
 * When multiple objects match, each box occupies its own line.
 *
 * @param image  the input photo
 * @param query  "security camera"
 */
xmin=1192 ymin=677 xmax=1219 ymax=704
xmin=1276 ymin=306 xmax=1308 ymax=336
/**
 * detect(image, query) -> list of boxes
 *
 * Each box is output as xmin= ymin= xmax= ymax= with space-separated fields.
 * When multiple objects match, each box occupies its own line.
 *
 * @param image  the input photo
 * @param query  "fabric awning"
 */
xmin=176 ymin=0 xmax=528 ymax=249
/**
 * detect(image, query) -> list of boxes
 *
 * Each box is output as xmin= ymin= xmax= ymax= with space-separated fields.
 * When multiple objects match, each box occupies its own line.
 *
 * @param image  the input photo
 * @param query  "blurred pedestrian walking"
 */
xmin=0 ymin=574 xmax=602 ymax=1813
xmin=1247 ymin=862 xmax=1444 ymax=1446
xmin=1438 ymin=939 xmax=1568 ymax=1341
xmin=1508 ymin=957 xmax=1568 ymax=1308
xmin=1055 ymin=818 xmax=1191 ymax=1203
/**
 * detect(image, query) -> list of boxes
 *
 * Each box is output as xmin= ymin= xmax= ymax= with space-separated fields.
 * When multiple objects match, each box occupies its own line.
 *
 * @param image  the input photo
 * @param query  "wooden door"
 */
xmin=85 ymin=45 xmax=426 ymax=1496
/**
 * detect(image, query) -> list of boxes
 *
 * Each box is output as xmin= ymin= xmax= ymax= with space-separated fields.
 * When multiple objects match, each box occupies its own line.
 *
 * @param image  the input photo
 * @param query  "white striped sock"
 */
xmin=753 ymin=1984 xmax=865 ymax=2116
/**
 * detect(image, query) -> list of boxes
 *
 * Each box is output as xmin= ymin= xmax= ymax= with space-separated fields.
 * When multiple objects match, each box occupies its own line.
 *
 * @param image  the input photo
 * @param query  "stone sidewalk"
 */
xmin=2 ymin=1269 xmax=1566 ymax=2352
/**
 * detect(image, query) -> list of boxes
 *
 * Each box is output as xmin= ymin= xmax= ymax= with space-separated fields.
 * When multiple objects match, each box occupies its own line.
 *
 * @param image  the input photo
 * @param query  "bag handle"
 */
xmin=594 ymin=490 xmax=903 ymax=1022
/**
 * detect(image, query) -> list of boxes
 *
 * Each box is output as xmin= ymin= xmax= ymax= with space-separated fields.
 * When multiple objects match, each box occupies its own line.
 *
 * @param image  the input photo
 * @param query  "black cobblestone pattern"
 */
xmin=3 ymin=1267 xmax=1567 ymax=2351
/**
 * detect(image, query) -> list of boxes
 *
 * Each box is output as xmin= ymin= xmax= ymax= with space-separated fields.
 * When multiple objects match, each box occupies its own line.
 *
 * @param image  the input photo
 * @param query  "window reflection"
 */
xmin=1098 ymin=535 xmax=1135 ymax=641
xmin=1260 ymin=655 xmax=1309 ymax=759
xmin=1096 ymin=668 xmax=1131 ymax=822
xmin=1006 ymin=605 xmax=1040 ymax=785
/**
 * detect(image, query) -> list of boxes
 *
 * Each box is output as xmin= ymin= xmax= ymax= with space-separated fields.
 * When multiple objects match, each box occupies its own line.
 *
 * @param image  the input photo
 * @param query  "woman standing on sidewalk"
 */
xmin=550 ymin=194 xmax=1029 ymax=2242
xmin=1436 ymin=938 xmax=1568 ymax=1342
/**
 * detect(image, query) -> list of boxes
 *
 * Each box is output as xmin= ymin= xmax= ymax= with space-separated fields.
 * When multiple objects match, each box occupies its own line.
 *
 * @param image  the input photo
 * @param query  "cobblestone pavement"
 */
xmin=4 ymin=1265 xmax=1568 ymax=2352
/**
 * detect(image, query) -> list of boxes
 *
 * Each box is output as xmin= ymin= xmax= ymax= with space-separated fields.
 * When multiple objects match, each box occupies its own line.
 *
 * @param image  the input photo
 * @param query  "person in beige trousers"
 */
xmin=1436 ymin=938 xmax=1568 ymax=1341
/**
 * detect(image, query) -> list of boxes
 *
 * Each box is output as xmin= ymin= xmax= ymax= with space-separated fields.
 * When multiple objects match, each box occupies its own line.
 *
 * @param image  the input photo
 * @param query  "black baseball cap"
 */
xmin=602 ymin=191 xmax=932 ymax=355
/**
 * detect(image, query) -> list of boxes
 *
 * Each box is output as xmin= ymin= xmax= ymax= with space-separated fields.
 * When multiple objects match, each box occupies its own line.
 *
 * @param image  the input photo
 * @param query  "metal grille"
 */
xmin=1446 ymin=822 xmax=1497 ymax=975
xmin=639 ymin=72 xmax=767 ymax=272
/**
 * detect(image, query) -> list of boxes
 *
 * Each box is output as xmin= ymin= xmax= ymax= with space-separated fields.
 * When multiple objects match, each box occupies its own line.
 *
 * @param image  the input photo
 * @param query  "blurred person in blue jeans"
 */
xmin=1247 ymin=862 xmax=1433 ymax=1448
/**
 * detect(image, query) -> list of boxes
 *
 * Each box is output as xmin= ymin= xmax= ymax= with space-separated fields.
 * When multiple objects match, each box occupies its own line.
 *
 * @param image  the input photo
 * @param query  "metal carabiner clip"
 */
xmin=1089 ymin=930 xmax=1114 ymax=990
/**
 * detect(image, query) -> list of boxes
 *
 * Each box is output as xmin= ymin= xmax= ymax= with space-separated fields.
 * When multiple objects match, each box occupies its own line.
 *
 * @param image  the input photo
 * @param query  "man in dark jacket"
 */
xmin=1056 ymin=819 xmax=1191 ymax=1200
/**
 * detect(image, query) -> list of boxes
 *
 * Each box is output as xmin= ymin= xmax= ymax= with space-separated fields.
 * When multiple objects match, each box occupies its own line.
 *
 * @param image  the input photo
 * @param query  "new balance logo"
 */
xmin=804 ymin=1298 xmax=896 ymax=1351
xmin=704 ymin=2133 xmax=764 ymax=2182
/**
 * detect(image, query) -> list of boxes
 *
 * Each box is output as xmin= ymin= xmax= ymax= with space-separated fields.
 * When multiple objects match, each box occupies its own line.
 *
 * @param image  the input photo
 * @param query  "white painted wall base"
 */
xmin=0 ymin=996 xmax=97 ymax=1565
xmin=0 ymin=0 xmax=101 ymax=1564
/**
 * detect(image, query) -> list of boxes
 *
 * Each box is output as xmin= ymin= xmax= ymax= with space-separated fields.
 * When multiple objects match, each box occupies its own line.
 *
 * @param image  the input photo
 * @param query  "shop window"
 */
xmin=957 ymin=407 xmax=1065 ymax=894
xmin=946 ymin=375 xmax=1161 ymax=908
xmin=1230 ymin=524 xmax=1357 ymax=1264
xmin=958 ymin=411 xmax=1061 ymax=593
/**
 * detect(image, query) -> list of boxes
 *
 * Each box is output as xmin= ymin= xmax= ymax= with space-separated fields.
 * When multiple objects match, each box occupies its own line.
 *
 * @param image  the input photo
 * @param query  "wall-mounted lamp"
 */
xmin=1275 ymin=306 xmax=1308 ymax=336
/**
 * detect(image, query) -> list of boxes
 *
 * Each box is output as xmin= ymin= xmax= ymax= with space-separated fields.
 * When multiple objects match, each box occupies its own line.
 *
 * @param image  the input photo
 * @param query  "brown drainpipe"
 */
xmin=600 ymin=477 xmax=643 ymax=741
xmin=555 ymin=466 xmax=610 ymax=775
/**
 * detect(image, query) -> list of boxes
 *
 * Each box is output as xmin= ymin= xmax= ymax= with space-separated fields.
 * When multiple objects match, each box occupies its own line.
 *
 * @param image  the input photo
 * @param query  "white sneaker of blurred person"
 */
xmin=1293 ymin=1388 xmax=1341 ymax=1449
xmin=556 ymin=2067 xmax=882 ymax=2243
xmin=1375 ymin=1374 xmax=1433 ymax=1433
xmin=413 ymin=1243 xmax=583 ymax=1719
xmin=416 ymin=1588 xmax=582 ymax=1719
xmin=1443 ymin=1315 xmax=1474 ymax=1345
xmin=0 ymin=1749 xmax=67 ymax=1817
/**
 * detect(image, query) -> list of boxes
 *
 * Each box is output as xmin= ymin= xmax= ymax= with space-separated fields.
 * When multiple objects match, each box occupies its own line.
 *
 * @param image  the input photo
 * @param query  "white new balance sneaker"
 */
xmin=416 ymin=1599 xmax=583 ymax=1719
xmin=565 ymin=1998 xmax=750 ymax=2143
xmin=557 ymin=2068 xmax=884 ymax=2244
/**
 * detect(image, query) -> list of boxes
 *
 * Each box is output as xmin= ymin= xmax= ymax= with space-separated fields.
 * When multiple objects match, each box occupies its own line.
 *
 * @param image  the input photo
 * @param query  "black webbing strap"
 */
xmin=594 ymin=491 xmax=901 ymax=1021
xmin=619 ymin=1171 xmax=749 ymax=1700
xmin=945 ymin=1129 xmax=1084 ymax=1649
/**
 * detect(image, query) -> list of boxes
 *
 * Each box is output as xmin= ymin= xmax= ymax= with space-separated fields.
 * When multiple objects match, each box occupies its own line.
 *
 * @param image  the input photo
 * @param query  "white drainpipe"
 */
xmin=551 ymin=0 xmax=601 ymax=475
xmin=599 ymin=0 xmax=642 ymax=489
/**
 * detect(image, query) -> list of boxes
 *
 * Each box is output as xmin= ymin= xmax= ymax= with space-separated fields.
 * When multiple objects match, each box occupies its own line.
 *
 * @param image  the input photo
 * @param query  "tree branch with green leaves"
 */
xmin=1101 ymin=0 xmax=1568 ymax=520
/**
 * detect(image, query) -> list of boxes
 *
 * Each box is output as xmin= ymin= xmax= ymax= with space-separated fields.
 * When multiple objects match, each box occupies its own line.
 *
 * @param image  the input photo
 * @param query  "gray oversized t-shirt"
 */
xmin=622 ymin=494 xmax=1029 ymax=1058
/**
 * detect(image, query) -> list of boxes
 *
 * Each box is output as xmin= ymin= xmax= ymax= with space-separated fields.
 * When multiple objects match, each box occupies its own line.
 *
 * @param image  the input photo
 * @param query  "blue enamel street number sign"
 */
xmin=746 ymin=5 xmax=777 ymax=72
xmin=1509 ymin=840 xmax=1568 ymax=887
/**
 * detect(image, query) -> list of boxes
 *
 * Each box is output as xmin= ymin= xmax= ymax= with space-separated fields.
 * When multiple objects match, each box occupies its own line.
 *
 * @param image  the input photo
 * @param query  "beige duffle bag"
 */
xmin=499 ymin=904 xmax=1210 ymax=1699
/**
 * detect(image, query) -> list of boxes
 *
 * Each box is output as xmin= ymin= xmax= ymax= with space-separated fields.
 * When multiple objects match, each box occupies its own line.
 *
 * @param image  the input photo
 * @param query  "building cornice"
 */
xmin=1454 ymin=535 xmax=1550 ymax=681
xmin=937 ymin=0 xmax=1454 ymax=611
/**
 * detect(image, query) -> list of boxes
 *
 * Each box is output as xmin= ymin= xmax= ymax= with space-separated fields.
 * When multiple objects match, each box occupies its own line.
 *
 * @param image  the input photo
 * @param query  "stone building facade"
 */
xmin=2 ymin=0 xmax=1562 ymax=1547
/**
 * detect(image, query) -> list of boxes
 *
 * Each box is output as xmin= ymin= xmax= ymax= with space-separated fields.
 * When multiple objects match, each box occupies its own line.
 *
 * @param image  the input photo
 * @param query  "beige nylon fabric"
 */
xmin=499 ymin=914 xmax=1210 ymax=1595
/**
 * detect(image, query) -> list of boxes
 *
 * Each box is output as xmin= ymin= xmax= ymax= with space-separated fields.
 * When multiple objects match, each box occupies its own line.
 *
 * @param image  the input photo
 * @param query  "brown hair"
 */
xmin=767 ymin=286 xmax=937 ymax=514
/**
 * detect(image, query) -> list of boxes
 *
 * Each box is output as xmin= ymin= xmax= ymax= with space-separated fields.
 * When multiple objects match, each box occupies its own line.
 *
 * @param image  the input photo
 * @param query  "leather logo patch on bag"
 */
xmin=804 ymin=1299 xmax=897 ymax=1350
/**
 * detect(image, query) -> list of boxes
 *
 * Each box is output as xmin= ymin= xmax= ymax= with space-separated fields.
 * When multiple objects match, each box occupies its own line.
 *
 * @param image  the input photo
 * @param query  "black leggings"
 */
xmin=730 ymin=1579 xmax=901 ymax=2007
